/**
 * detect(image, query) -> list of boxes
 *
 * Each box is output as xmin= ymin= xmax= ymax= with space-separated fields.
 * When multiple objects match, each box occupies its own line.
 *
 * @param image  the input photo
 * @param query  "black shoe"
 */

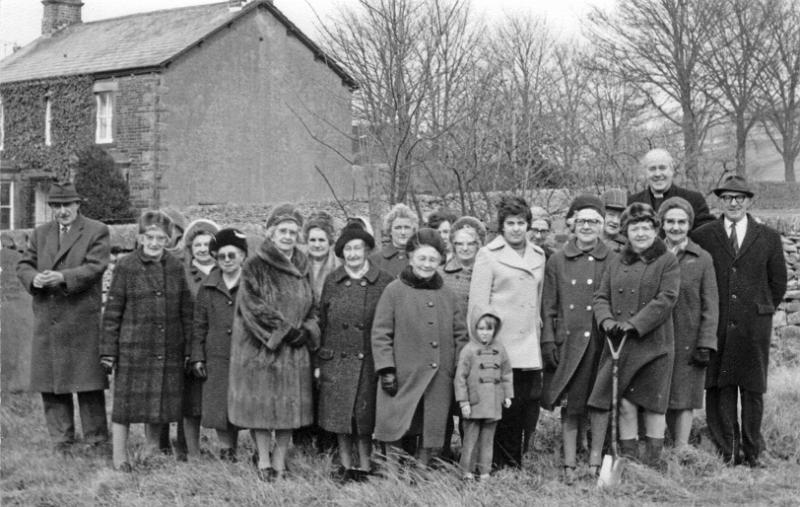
xmin=745 ymin=457 xmax=765 ymax=469
xmin=347 ymin=469 xmax=370 ymax=482
xmin=257 ymin=467 xmax=276 ymax=482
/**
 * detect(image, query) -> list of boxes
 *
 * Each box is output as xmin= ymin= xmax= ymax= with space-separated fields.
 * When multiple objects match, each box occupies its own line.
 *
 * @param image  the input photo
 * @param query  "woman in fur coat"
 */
xmin=227 ymin=205 xmax=320 ymax=480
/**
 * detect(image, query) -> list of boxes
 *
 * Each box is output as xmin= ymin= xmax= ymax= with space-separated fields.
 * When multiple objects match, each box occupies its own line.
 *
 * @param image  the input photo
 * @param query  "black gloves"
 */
xmin=99 ymin=355 xmax=116 ymax=375
xmin=541 ymin=342 xmax=559 ymax=370
xmin=192 ymin=361 xmax=208 ymax=379
xmin=284 ymin=327 xmax=311 ymax=348
xmin=380 ymin=372 xmax=398 ymax=396
xmin=602 ymin=320 xmax=625 ymax=348
xmin=689 ymin=347 xmax=712 ymax=367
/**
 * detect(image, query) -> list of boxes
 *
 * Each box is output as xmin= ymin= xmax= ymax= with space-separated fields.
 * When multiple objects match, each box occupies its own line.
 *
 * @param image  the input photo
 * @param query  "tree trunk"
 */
xmin=784 ymin=152 xmax=797 ymax=183
xmin=681 ymin=104 xmax=700 ymax=187
xmin=735 ymin=113 xmax=747 ymax=177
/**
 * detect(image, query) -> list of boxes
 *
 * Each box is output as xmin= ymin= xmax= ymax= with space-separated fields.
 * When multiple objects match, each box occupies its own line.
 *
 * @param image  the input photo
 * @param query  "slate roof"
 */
xmin=0 ymin=1 xmax=356 ymax=88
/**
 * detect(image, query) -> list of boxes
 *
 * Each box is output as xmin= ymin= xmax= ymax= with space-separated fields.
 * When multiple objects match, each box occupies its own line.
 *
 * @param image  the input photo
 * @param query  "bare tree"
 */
xmin=701 ymin=0 xmax=777 ymax=176
xmin=758 ymin=0 xmax=800 ymax=182
xmin=586 ymin=0 xmax=721 ymax=185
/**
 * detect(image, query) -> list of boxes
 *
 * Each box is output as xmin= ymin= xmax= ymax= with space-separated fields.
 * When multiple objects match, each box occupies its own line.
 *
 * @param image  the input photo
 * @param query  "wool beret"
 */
xmin=567 ymin=194 xmax=605 ymax=220
xmin=334 ymin=221 xmax=376 ymax=258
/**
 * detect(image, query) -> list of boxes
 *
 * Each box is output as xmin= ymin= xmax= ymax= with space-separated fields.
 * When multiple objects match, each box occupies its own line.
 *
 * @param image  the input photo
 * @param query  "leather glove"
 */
xmin=380 ymin=372 xmax=398 ymax=396
xmin=689 ymin=347 xmax=712 ymax=367
xmin=619 ymin=321 xmax=639 ymax=340
xmin=460 ymin=402 xmax=471 ymax=418
xmin=100 ymin=355 xmax=116 ymax=375
xmin=603 ymin=320 xmax=624 ymax=348
xmin=285 ymin=327 xmax=311 ymax=348
xmin=192 ymin=361 xmax=208 ymax=379
xmin=541 ymin=342 xmax=559 ymax=370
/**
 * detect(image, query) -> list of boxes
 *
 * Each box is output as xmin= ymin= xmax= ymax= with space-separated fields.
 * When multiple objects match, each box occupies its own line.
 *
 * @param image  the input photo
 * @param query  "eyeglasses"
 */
xmin=530 ymin=228 xmax=550 ymax=235
xmin=719 ymin=194 xmax=747 ymax=205
xmin=217 ymin=252 xmax=239 ymax=261
xmin=574 ymin=219 xmax=602 ymax=227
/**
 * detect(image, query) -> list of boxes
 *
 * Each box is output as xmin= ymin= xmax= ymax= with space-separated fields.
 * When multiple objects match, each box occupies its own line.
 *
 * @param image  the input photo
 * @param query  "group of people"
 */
xmin=17 ymin=148 xmax=787 ymax=484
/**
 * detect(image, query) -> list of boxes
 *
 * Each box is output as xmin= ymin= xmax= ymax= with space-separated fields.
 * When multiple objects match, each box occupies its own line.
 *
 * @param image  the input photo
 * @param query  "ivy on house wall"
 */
xmin=0 ymin=75 xmax=95 ymax=181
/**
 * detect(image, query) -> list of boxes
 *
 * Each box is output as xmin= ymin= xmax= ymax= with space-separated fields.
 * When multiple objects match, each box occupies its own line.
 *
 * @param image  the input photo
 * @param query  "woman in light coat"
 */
xmin=372 ymin=229 xmax=468 ymax=466
xmin=468 ymin=196 xmax=546 ymax=468
xmin=658 ymin=197 xmax=718 ymax=447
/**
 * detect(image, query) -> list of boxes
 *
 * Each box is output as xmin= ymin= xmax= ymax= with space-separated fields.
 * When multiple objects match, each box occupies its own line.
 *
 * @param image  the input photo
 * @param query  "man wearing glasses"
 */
xmin=17 ymin=182 xmax=111 ymax=455
xmin=692 ymin=175 xmax=787 ymax=468
xmin=629 ymin=149 xmax=714 ymax=231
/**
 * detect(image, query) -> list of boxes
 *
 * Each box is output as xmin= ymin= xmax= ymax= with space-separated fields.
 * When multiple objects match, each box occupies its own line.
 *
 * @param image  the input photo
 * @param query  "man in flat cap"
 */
xmin=17 ymin=182 xmax=111 ymax=454
xmin=629 ymin=149 xmax=714 ymax=231
xmin=692 ymin=175 xmax=787 ymax=467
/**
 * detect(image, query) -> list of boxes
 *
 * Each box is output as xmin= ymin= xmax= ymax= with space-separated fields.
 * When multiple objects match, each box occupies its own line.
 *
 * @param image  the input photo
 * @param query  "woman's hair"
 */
xmin=657 ymin=197 xmax=695 ymax=229
xmin=450 ymin=216 xmax=487 ymax=246
xmin=138 ymin=210 xmax=174 ymax=236
xmin=303 ymin=211 xmax=335 ymax=243
xmin=426 ymin=209 xmax=458 ymax=230
xmin=496 ymin=195 xmax=532 ymax=232
xmin=382 ymin=203 xmax=419 ymax=233
xmin=620 ymin=202 xmax=660 ymax=235
xmin=405 ymin=227 xmax=446 ymax=261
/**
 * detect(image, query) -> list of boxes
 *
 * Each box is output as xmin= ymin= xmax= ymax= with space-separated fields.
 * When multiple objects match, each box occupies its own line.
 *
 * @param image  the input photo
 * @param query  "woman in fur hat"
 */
xmin=227 ymin=204 xmax=319 ymax=480
xmin=587 ymin=202 xmax=680 ymax=468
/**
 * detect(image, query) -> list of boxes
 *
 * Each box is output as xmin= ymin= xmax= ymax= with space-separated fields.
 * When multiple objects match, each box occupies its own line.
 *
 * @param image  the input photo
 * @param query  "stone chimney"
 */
xmin=42 ymin=0 xmax=83 ymax=36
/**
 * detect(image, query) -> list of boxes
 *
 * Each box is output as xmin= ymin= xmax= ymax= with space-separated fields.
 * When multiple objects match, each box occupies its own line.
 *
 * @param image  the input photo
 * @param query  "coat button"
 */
xmin=584 ymin=331 xmax=590 ymax=337
xmin=431 ymin=341 xmax=439 ymax=348
xmin=587 ymin=279 xmax=593 ymax=285
xmin=427 ymin=301 xmax=434 ymax=307
xmin=227 ymin=328 xmax=232 ymax=334
xmin=571 ymin=279 xmax=577 ymax=285
xmin=616 ymin=310 xmax=622 ymax=315
xmin=431 ymin=363 xmax=438 ymax=368
xmin=588 ymin=256 xmax=594 ymax=261
xmin=569 ymin=304 xmax=575 ymax=310
xmin=618 ymin=288 xmax=624 ymax=293
xmin=630 ymin=289 xmax=636 ymax=293
xmin=355 ymin=323 xmax=364 ymax=330
xmin=360 ymin=280 xmax=367 ymax=287
xmin=345 ymin=281 xmax=351 ymax=287
xmin=731 ymin=294 xmax=737 ymax=300
xmin=629 ymin=310 xmax=635 ymax=315
xmin=156 ymin=291 xmax=163 ymax=296
xmin=357 ymin=352 xmax=364 ymax=360
xmin=156 ymin=355 xmax=163 ymax=360
xmin=227 ymin=300 xmax=233 ymax=306
xmin=586 ymin=305 xmax=592 ymax=311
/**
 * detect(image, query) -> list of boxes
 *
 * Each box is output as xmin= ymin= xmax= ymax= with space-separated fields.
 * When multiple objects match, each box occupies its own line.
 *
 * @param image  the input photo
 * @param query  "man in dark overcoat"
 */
xmin=17 ymin=182 xmax=110 ymax=453
xmin=629 ymin=149 xmax=714 ymax=231
xmin=692 ymin=175 xmax=787 ymax=467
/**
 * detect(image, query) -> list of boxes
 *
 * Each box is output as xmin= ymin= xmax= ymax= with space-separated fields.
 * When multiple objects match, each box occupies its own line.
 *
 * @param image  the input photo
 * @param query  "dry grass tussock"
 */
xmin=2 ymin=367 xmax=800 ymax=506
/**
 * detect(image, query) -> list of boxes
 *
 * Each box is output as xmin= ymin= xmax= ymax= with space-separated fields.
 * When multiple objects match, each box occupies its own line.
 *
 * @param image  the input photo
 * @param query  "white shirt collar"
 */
xmin=723 ymin=215 xmax=748 ymax=247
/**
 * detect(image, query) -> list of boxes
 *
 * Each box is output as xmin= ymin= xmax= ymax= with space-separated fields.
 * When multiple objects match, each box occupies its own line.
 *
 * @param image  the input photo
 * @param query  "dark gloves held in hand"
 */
xmin=284 ymin=327 xmax=311 ymax=348
xmin=541 ymin=342 xmax=559 ymax=370
xmin=99 ymin=355 xmax=116 ymax=375
xmin=689 ymin=347 xmax=712 ymax=367
xmin=192 ymin=361 xmax=208 ymax=379
xmin=380 ymin=372 xmax=398 ymax=396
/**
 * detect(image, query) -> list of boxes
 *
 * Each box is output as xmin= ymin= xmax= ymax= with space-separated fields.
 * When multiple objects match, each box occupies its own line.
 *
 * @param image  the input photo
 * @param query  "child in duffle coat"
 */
xmin=454 ymin=306 xmax=513 ymax=480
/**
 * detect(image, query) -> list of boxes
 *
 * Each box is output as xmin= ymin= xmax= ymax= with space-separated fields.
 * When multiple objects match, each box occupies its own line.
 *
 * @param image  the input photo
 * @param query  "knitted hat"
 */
xmin=450 ymin=216 xmax=487 ymax=245
xmin=303 ymin=211 xmax=335 ymax=243
xmin=658 ymin=197 xmax=695 ymax=228
xmin=566 ymin=194 xmax=605 ymax=220
xmin=211 ymin=228 xmax=248 ymax=256
xmin=405 ymin=227 xmax=446 ymax=260
xmin=602 ymin=188 xmax=627 ymax=211
xmin=334 ymin=221 xmax=376 ymax=258
xmin=621 ymin=202 xmax=660 ymax=234
xmin=266 ymin=203 xmax=304 ymax=229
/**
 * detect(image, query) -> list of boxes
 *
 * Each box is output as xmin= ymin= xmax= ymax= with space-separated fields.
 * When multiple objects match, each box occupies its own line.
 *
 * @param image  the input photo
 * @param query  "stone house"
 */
xmin=0 ymin=0 xmax=357 ymax=229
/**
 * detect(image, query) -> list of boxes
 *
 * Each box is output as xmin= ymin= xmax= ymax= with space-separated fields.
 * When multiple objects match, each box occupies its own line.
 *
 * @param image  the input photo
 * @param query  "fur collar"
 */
xmin=399 ymin=265 xmax=443 ymax=289
xmin=620 ymin=237 xmax=668 ymax=265
xmin=256 ymin=238 xmax=309 ymax=278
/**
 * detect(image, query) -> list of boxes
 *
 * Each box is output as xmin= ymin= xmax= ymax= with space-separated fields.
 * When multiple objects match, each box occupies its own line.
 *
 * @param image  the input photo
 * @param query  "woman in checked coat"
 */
xmin=317 ymin=222 xmax=394 ymax=480
xmin=100 ymin=211 xmax=193 ymax=471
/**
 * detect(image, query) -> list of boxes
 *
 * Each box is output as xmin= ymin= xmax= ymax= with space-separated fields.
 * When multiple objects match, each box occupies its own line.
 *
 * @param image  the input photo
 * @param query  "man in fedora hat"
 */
xmin=692 ymin=174 xmax=787 ymax=467
xmin=629 ymin=149 xmax=714 ymax=231
xmin=17 ymin=181 xmax=111 ymax=454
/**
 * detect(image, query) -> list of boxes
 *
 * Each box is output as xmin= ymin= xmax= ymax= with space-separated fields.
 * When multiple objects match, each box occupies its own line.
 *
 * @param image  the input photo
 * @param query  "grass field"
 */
xmin=2 ymin=364 xmax=799 ymax=507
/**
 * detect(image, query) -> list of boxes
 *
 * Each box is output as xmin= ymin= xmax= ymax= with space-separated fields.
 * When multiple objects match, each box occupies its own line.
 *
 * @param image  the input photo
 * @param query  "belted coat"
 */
xmin=454 ymin=306 xmax=513 ymax=421
xmin=692 ymin=216 xmax=787 ymax=393
xmin=100 ymin=248 xmax=193 ymax=423
xmin=540 ymin=238 xmax=612 ymax=413
xmin=468 ymin=236 xmax=546 ymax=369
xmin=372 ymin=268 xmax=468 ymax=445
xmin=667 ymin=239 xmax=719 ymax=409
xmin=17 ymin=214 xmax=110 ymax=394
xmin=317 ymin=264 xmax=394 ymax=435
xmin=587 ymin=238 xmax=679 ymax=414
xmin=191 ymin=268 xmax=239 ymax=430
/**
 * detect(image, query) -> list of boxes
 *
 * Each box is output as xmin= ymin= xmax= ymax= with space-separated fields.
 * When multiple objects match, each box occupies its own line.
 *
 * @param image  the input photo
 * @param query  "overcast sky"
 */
xmin=0 ymin=0 xmax=615 ymax=53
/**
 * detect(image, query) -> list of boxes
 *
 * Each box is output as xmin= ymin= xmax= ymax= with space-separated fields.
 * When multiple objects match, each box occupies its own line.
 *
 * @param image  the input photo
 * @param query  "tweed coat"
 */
xmin=468 ymin=236 xmax=546 ymax=369
xmin=369 ymin=244 xmax=408 ymax=278
xmin=191 ymin=268 xmax=238 ymax=430
xmin=454 ymin=306 xmax=513 ymax=421
xmin=441 ymin=257 xmax=474 ymax=324
xmin=540 ymin=238 xmax=612 ymax=414
xmin=227 ymin=239 xmax=320 ymax=430
xmin=692 ymin=216 xmax=787 ymax=393
xmin=317 ymin=264 xmax=394 ymax=435
xmin=100 ymin=248 xmax=193 ymax=423
xmin=629 ymin=185 xmax=714 ymax=230
xmin=667 ymin=240 xmax=719 ymax=409
xmin=587 ymin=238 xmax=679 ymax=414
xmin=17 ymin=213 xmax=110 ymax=394
xmin=372 ymin=268 xmax=468 ymax=445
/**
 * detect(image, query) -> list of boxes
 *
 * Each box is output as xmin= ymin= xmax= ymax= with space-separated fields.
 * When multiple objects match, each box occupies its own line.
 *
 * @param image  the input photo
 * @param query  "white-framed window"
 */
xmin=95 ymin=92 xmax=113 ymax=144
xmin=34 ymin=184 xmax=49 ymax=227
xmin=45 ymin=98 xmax=52 ymax=146
xmin=1 ymin=181 xmax=14 ymax=230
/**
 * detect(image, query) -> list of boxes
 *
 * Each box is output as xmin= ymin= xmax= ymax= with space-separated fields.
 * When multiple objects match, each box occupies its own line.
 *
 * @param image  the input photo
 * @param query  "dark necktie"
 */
xmin=59 ymin=225 xmax=68 ymax=248
xmin=729 ymin=223 xmax=739 ymax=255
